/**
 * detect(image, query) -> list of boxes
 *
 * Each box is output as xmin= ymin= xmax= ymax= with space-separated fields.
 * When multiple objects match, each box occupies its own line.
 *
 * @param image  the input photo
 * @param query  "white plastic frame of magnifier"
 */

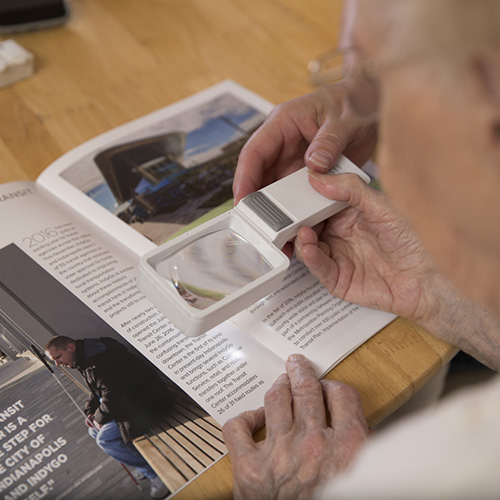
xmin=138 ymin=155 xmax=370 ymax=336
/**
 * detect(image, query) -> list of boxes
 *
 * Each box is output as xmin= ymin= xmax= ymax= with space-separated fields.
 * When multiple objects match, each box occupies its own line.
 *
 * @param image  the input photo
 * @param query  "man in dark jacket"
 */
xmin=45 ymin=335 xmax=169 ymax=499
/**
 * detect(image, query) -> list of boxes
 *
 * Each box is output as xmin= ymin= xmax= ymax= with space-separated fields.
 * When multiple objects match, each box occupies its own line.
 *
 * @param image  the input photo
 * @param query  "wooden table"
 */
xmin=0 ymin=1 xmax=457 ymax=498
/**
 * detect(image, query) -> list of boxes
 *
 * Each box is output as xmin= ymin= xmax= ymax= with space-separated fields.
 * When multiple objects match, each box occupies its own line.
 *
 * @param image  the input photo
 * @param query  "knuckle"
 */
xmin=267 ymin=101 xmax=292 ymax=123
xmin=235 ymin=455 xmax=268 ymax=486
xmin=316 ymin=130 xmax=346 ymax=152
xmin=221 ymin=418 xmax=237 ymax=438
xmin=322 ymin=380 xmax=363 ymax=406
xmin=222 ymin=412 xmax=253 ymax=440
xmin=338 ymin=381 xmax=361 ymax=400
xmin=293 ymin=376 xmax=323 ymax=398
xmin=238 ymin=138 xmax=258 ymax=160
xmin=264 ymin=381 xmax=290 ymax=405
xmin=303 ymin=428 xmax=330 ymax=452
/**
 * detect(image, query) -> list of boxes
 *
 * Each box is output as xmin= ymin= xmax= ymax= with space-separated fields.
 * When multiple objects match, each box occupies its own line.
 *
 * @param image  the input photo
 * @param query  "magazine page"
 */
xmin=231 ymin=258 xmax=396 ymax=376
xmin=0 ymin=182 xmax=292 ymax=497
xmin=36 ymin=80 xmax=272 ymax=257
xmin=33 ymin=78 xmax=394 ymax=392
xmin=0 ymin=182 xmax=284 ymax=429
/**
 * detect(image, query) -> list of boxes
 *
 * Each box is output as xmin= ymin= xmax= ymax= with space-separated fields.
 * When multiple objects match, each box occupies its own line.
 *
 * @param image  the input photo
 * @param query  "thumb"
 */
xmin=305 ymin=115 xmax=350 ymax=171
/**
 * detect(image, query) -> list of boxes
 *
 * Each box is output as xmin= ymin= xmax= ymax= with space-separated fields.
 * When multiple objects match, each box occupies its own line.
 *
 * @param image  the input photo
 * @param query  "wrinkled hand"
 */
xmin=233 ymin=85 xmax=377 ymax=204
xmin=295 ymin=172 xmax=439 ymax=324
xmin=223 ymin=355 xmax=370 ymax=500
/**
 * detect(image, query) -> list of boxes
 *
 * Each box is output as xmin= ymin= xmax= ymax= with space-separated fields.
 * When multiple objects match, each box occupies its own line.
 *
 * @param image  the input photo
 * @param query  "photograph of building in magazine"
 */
xmin=57 ymin=89 xmax=266 ymax=245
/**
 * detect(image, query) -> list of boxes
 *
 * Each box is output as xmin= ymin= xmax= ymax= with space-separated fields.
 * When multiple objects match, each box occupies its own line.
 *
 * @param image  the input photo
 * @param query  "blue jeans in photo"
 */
xmin=88 ymin=420 xmax=157 ymax=480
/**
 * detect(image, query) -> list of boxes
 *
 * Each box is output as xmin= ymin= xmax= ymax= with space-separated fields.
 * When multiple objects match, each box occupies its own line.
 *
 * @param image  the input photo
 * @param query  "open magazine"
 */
xmin=0 ymin=80 xmax=394 ymax=423
xmin=0 ymin=80 xmax=395 ymax=496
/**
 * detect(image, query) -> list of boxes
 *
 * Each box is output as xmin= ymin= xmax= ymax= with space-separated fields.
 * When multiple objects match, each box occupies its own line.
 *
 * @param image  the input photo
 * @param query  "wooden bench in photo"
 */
xmin=134 ymin=393 xmax=227 ymax=493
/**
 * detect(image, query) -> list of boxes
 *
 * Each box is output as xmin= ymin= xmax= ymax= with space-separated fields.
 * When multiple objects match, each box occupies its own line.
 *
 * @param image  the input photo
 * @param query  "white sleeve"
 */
xmin=316 ymin=375 xmax=500 ymax=500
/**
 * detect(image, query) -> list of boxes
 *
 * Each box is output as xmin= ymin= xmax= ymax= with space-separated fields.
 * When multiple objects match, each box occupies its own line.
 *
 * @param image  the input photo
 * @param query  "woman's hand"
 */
xmin=223 ymin=355 xmax=370 ymax=500
xmin=233 ymin=85 xmax=377 ymax=204
xmin=295 ymin=171 xmax=438 ymax=324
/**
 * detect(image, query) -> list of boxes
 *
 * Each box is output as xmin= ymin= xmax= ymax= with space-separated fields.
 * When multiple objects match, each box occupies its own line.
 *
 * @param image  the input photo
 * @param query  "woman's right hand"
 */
xmin=233 ymin=84 xmax=378 ymax=204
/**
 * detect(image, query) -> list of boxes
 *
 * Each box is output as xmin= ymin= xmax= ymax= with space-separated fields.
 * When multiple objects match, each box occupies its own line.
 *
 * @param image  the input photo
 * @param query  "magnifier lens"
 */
xmin=154 ymin=228 xmax=273 ymax=310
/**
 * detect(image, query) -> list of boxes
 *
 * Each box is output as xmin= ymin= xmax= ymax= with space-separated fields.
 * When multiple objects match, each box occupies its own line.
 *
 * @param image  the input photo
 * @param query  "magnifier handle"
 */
xmin=236 ymin=156 xmax=370 ymax=249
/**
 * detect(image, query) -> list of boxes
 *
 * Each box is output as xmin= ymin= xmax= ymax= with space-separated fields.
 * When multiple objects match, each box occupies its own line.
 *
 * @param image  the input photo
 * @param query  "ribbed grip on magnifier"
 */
xmin=241 ymin=191 xmax=293 ymax=231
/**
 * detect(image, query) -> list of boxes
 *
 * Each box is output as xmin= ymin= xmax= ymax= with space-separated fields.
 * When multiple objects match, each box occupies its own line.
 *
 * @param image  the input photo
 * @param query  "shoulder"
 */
xmin=317 ymin=375 xmax=500 ymax=500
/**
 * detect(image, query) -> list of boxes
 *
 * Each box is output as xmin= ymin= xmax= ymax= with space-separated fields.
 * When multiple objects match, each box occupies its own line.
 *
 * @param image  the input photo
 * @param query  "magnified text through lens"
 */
xmin=154 ymin=228 xmax=273 ymax=310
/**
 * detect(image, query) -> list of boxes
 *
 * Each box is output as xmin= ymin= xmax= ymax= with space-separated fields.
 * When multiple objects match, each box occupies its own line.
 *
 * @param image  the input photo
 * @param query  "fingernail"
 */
xmin=288 ymin=354 xmax=305 ymax=363
xmin=308 ymin=149 xmax=332 ymax=170
xmin=307 ymin=170 xmax=323 ymax=182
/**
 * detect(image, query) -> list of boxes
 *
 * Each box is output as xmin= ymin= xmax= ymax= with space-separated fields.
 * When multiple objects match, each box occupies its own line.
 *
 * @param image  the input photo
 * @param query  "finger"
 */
xmin=320 ymin=380 xmax=369 ymax=470
xmin=307 ymin=169 xmax=370 ymax=208
xmin=295 ymin=226 xmax=319 ymax=258
xmin=307 ymin=171 xmax=392 ymax=231
xmin=222 ymin=407 xmax=266 ymax=460
xmin=295 ymin=226 xmax=340 ymax=293
xmin=320 ymin=380 xmax=368 ymax=433
xmin=286 ymin=354 xmax=327 ymax=430
xmin=233 ymin=124 xmax=284 ymax=204
xmin=304 ymin=114 xmax=351 ymax=172
xmin=294 ymin=223 xmax=328 ymax=260
xmin=263 ymin=373 xmax=294 ymax=436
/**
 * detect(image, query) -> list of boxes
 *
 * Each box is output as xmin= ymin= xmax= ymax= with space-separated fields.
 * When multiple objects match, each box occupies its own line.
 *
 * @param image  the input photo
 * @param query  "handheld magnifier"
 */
xmin=138 ymin=155 xmax=370 ymax=337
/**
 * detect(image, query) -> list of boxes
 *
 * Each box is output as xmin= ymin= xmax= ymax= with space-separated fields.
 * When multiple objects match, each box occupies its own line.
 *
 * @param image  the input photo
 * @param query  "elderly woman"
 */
xmin=223 ymin=0 xmax=500 ymax=498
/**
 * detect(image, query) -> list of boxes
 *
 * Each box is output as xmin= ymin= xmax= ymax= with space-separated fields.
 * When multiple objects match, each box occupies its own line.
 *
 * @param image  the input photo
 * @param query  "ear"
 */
xmin=67 ymin=342 xmax=76 ymax=352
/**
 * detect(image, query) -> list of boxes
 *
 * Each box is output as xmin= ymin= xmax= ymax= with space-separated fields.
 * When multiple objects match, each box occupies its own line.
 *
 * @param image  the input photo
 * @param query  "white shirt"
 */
xmin=316 ymin=375 xmax=500 ymax=500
